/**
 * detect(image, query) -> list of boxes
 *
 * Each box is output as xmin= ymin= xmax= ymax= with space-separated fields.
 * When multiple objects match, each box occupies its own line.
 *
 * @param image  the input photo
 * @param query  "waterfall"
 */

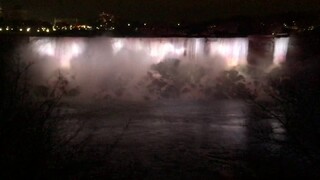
xmin=25 ymin=36 xmax=289 ymax=101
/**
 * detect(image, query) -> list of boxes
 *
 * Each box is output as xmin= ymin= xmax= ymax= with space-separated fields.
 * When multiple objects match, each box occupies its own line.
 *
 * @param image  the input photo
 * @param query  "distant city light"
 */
xmin=0 ymin=28 xmax=2 ymax=31
xmin=308 ymin=26 xmax=314 ymax=31
xmin=46 ymin=29 xmax=50 ymax=33
xmin=19 ymin=28 xmax=23 ymax=32
xmin=26 ymin=28 xmax=31 ymax=32
xmin=128 ymin=23 xmax=131 ymax=27
xmin=144 ymin=23 xmax=147 ymax=26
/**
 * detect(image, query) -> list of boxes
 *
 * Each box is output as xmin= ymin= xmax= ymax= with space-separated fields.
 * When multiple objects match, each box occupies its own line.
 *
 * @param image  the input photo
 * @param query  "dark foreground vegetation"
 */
xmin=0 ymin=37 xmax=60 ymax=179
xmin=1 ymin=35 xmax=320 ymax=179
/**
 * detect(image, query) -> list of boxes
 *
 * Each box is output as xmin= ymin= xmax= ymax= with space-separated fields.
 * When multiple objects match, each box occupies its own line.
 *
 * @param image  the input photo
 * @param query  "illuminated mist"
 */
xmin=24 ymin=37 xmax=289 ymax=102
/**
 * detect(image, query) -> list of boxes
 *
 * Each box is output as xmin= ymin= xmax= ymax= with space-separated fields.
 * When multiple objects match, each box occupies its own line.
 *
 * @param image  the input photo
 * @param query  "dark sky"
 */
xmin=1 ymin=0 xmax=320 ymax=22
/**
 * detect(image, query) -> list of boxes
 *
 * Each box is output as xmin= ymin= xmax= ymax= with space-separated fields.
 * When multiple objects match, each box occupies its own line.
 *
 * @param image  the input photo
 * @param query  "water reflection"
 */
xmin=54 ymin=100 xmax=288 ymax=178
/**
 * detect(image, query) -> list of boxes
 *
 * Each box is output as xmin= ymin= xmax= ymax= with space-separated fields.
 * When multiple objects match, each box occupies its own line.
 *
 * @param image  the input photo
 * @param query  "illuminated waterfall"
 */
xmin=273 ymin=37 xmax=289 ymax=65
xmin=26 ymin=37 xmax=290 ymax=101
xmin=31 ymin=37 xmax=289 ymax=70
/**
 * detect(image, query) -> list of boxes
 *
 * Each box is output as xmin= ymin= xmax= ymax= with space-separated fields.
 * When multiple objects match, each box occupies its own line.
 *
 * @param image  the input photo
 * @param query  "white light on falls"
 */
xmin=209 ymin=38 xmax=248 ymax=67
xmin=273 ymin=37 xmax=289 ymax=65
xmin=32 ymin=38 xmax=85 ymax=69
xmin=31 ymin=37 xmax=289 ymax=71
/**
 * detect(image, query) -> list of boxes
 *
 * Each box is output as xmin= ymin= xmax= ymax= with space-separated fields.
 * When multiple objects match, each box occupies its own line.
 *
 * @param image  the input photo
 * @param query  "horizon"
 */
xmin=1 ymin=0 xmax=320 ymax=23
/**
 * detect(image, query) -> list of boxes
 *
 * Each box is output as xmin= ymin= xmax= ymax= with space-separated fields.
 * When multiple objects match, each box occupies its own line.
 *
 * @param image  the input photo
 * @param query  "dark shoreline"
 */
xmin=0 ymin=32 xmax=291 ymax=38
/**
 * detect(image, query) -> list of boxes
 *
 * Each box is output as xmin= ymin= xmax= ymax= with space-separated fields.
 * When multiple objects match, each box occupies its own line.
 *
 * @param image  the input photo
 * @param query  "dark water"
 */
xmin=53 ymin=100 xmax=290 ymax=179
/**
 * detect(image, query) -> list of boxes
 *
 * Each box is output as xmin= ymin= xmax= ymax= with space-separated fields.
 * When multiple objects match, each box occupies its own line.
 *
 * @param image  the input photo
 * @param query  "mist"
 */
xmin=21 ymin=37 xmax=288 ymax=102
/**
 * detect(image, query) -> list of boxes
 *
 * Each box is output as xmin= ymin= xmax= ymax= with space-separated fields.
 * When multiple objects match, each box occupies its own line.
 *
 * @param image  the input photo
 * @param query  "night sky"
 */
xmin=1 ymin=0 xmax=320 ymax=22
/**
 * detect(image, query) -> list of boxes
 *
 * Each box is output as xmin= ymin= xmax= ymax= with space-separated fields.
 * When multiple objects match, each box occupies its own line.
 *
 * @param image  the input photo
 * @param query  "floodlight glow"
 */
xmin=273 ymin=37 xmax=289 ymax=65
xmin=112 ymin=40 xmax=124 ymax=53
xmin=209 ymin=38 xmax=248 ymax=68
xmin=32 ymin=38 xmax=85 ymax=69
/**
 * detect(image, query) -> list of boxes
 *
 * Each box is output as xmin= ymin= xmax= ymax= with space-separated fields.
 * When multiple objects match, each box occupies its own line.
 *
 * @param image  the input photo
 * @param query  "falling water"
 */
xmin=24 ymin=37 xmax=289 ymax=101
